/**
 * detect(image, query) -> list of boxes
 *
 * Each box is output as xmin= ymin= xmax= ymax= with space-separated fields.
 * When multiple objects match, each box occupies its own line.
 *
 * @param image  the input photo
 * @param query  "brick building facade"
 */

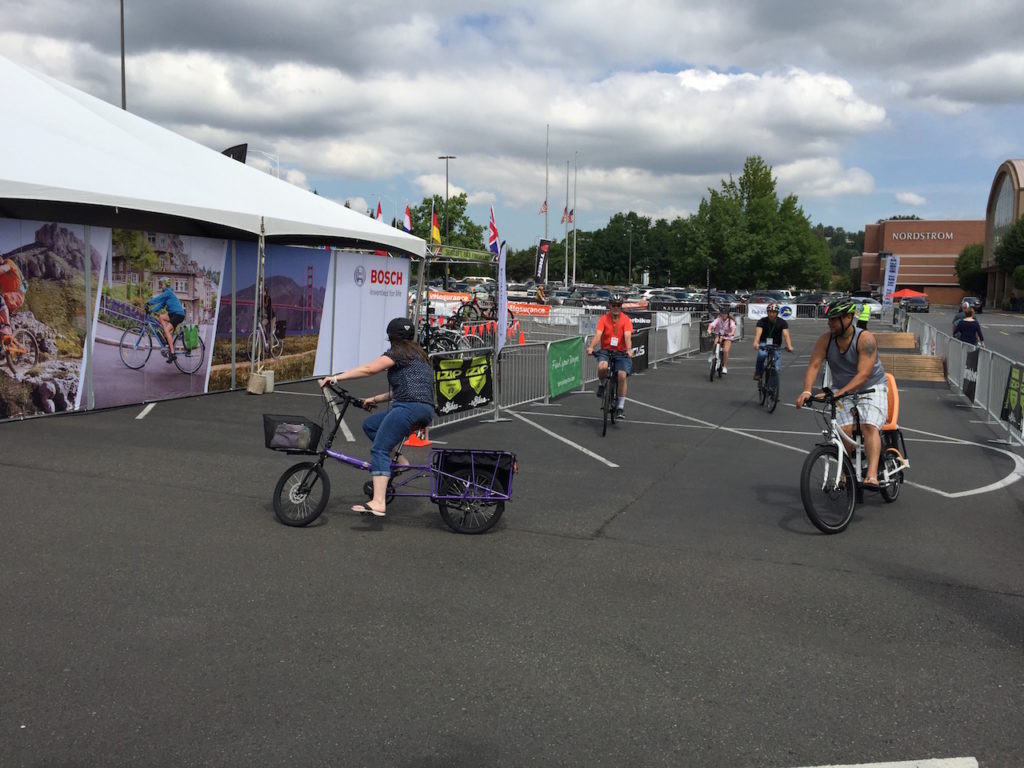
xmin=854 ymin=219 xmax=985 ymax=306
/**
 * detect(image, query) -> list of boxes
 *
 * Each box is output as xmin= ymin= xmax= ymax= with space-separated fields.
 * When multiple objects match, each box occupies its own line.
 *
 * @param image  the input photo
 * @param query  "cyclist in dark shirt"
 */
xmin=320 ymin=317 xmax=434 ymax=517
xmin=751 ymin=303 xmax=794 ymax=380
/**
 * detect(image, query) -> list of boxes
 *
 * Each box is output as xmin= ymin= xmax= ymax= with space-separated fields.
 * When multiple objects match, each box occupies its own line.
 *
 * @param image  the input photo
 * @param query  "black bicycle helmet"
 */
xmin=826 ymin=298 xmax=858 ymax=318
xmin=609 ymin=292 xmax=624 ymax=305
xmin=386 ymin=317 xmax=414 ymax=340
xmin=766 ymin=302 xmax=781 ymax=313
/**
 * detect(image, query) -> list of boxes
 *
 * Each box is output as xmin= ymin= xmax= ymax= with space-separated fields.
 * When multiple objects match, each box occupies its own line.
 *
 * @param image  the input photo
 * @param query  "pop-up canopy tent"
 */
xmin=0 ymin=55 xmax=424 ymax=257
xmin=888 ymin=288 xmax=928 ymax=299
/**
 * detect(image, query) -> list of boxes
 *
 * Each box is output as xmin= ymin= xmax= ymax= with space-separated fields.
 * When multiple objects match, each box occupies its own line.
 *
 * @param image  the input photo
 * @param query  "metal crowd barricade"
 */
xmin=904 ymin=314 xmax=1022 ymax=446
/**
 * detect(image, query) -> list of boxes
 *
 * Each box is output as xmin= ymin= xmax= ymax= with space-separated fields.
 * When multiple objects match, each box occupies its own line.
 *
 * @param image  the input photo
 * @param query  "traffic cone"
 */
xmin=405 ymin=426 xmax=432 ymax=447
xmin=518 ymin=323 xmax=526 ymax=344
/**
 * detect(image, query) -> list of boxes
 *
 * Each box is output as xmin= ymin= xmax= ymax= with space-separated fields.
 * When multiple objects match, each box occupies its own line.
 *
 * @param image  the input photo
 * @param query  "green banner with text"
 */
xmin=548 ymin=337 xmax=583 ymax=398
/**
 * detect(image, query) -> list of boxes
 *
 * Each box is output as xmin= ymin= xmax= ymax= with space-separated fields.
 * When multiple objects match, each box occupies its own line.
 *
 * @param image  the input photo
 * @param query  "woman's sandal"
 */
xmin=352 ymin=504 xmax=386 ymax=517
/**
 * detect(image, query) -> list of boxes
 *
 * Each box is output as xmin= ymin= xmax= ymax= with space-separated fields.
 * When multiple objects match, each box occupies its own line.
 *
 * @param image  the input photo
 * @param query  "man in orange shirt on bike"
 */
xmin=585 ymin=293 xmax=633 ymax=418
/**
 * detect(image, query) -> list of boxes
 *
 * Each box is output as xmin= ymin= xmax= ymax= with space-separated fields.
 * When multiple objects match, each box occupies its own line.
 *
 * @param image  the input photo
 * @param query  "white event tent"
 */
xmin=0 ymin=55 xmax=425 ymax=257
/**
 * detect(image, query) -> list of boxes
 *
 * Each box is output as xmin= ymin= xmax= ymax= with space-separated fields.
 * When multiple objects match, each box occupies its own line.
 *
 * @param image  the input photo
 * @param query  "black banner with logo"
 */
xmin=962 ymin=348 xmax=979 ymax=402
xmin=534 ymin=239 xmax=551 ymax=283
xmin=433 ymin=353 xmax=494 ymax=416
xmin=631 ymin=328 xmax=649 ymax=373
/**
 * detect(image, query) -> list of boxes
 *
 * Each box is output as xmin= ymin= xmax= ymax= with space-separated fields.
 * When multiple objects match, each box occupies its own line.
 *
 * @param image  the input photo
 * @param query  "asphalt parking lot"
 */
xmin=2 ymin=317 xmax=1022 ymax=768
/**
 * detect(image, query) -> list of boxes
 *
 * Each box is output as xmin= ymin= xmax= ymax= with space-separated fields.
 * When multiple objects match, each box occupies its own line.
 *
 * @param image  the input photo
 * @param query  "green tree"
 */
xmin=1014 ymin=265 xmax=1024 ymax=291
xmin=954 ymin=243 xmax=986 ymax=294
xmin=112 ymin=229 xmax=157 ymax=304
xmin=994 ymin=217 xmax=1024 ymax=273
xmin=408 ymin=194 xmax=484 ymax=251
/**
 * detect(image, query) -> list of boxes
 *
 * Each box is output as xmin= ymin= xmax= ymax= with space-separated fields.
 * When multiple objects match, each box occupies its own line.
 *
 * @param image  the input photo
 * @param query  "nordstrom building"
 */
xmin=855 ymin=219 xmax=985 ymax=306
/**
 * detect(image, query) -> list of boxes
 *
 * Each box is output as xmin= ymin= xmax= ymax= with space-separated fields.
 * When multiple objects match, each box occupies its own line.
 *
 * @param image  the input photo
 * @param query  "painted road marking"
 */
xmin=790 ymin=758 xmax=977 ymax=768
xmin=135 ymin=403 xmax=155 ymax=419
xmin=509 ymin=410 xmax=619 ymax=467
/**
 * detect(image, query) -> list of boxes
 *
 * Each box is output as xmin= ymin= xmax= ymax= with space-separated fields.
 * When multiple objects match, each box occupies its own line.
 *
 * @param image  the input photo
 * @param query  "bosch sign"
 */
xmin=370 ymin=269 xmax=403 ymax=286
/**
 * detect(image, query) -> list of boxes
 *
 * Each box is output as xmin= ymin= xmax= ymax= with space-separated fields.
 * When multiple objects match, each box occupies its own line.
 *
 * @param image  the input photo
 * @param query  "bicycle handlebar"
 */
xmin=321 ymin=382 xmax=370 ymax=411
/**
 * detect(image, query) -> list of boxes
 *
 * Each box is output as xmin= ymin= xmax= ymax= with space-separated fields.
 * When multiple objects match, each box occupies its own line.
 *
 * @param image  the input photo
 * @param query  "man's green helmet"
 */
xmin=826 ymin=299 xmax=858 ymax=318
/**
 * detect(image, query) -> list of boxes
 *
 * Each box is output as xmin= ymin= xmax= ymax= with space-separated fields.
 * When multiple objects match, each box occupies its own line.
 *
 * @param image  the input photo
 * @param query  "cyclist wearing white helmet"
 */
xmin=706 ymin=305 xmax=737 ymax=373
xmin=796 ymin=299 xmax=888 ymax=491
xmin=752 ymin=303 xmax=794 ymax=380
xmin=585 ymin=293 xmax=633 ymax=418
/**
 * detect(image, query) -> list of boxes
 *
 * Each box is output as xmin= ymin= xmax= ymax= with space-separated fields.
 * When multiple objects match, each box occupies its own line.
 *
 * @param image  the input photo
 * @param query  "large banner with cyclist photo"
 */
xmin=434 ymin=352 xmax=493 ymax=415
xmin=93 ymin=230 xmax=225 ymax=409
xmin=0 ymin=218 xmax=110 ymax=419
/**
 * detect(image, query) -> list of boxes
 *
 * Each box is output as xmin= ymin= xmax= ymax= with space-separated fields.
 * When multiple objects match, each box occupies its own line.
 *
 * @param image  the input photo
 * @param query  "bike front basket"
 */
xmin=263 ymin=414 xmax=323 ymax=454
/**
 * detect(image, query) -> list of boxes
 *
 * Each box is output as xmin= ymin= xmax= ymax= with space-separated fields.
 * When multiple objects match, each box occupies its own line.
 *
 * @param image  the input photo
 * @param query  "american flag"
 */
xmin=560 ymin=207 xmax=568 ymax=224
xmin=487 ymin=205 xmax=500 ymax=258
xmin=402 ymin=205 xmax=412 ymax=233
xmin=568 ymin=208 xmax=575 ymax=224
xmin=538 ymin=200 xmax=547 ymax=214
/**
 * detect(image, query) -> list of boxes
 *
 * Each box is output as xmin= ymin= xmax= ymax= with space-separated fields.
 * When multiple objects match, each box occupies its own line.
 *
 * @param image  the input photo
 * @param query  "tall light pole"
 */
xmin=120 ymin=0 xmax=126 ymax=109
xmin=438 ymin=155 xmax=455 ymax=242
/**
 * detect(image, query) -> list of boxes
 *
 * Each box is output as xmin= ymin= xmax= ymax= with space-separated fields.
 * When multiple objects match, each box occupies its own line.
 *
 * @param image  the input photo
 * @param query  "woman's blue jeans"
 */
xmin=362 ymin=401 xmax=435 ymax=476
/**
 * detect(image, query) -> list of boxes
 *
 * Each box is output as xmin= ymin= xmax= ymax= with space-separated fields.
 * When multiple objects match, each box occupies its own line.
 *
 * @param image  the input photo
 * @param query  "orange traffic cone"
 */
xmin=518 ymin=325 xmax=526 ymax=345
xmin=405 ymin=427 xmax=432 ymax=447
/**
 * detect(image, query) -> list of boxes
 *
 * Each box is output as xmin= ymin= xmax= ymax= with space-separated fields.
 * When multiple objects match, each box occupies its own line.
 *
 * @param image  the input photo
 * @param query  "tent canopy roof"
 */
xmin=0 ymin=56 xmax=424 ymax=258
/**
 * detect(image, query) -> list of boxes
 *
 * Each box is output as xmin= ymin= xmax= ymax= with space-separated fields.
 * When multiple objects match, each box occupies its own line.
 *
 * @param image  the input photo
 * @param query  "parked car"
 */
xmin=901 ymin=296 xmax=930 ymax=313
xmin=961 ymin=296 xmax=983 ymax=313
xmin=792 ymin=292 xmax=832 ymax=306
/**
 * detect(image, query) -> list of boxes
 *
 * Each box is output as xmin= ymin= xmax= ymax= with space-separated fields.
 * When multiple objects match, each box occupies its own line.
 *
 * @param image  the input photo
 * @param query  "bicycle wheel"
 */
xmin=173 ymin=333 xmax=206 ymax=375
xmin=245 ymin=330 xmax=265 ymax=362
xmin=880 ymin=448 xmax=905 ymax=503
xmin=757 ymin=372 xmax=767 ymax=405
xmin=6 ymin=330 xmax=40 ymax=375
xmin=800 ymin=445 xmax=856 ymax=534
xmin=709 ymin=346 xmax=717 ymax=382
xmin=273 ymin=462 xmax=330 ymax=526
xmin=436 ymin=467 xmax=505 ymax=534
xmin=269 ymin=333 xmax=284 ymax=358
xmin=764 ymin=368 xmax=779 ymax=413
xmin=118 ymin=325 xmax=152 ymax=369
xmin=602 ymin=377 xmax=615 ymax=436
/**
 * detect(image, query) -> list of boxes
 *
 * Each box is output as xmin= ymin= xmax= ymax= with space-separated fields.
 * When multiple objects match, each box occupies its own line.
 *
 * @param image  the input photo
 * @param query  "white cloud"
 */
xmin=896 ymin=192 xmax=927 ymax=206
xmin=0 ymin=0 xmax=1017 ymax=242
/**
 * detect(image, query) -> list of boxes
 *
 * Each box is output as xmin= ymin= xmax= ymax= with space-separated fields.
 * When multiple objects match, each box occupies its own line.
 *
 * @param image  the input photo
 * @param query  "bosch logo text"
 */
xmin=370 ymin=270 xmax=403 ymax=286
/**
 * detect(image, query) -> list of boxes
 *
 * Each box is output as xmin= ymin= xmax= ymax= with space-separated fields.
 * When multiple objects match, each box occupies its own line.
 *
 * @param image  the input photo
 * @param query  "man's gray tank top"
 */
xmin=826 ymin=326 xmax=886 ymax=390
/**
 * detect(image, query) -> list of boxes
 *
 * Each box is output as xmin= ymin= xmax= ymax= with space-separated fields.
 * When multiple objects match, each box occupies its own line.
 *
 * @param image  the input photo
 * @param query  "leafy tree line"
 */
xmin=392 ymin=156 xmax=868 ymax=291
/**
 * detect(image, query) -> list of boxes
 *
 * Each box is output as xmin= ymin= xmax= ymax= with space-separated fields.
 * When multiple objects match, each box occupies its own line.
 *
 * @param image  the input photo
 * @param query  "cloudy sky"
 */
xmin=3 ymin=0 xmax=1023 ymax=250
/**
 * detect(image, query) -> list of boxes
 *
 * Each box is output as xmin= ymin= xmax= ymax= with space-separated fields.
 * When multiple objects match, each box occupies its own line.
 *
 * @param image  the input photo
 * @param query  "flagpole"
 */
xmin=564 ymin=160 xmax=569 ymax=287
xmin=544 ymin=124 xmax=549 ymax=284
xmin=572 ymin=151 xmax=578 ymax=287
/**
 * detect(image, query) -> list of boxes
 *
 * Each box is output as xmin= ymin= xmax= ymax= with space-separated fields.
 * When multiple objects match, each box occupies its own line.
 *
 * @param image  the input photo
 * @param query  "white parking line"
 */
xmin=508 ymin=410 xmax=619 ymax=467
xmin=135 ymin=403 xmax=155 ymax=419
xmin=789 ymin=758 xmax=977 ymax=768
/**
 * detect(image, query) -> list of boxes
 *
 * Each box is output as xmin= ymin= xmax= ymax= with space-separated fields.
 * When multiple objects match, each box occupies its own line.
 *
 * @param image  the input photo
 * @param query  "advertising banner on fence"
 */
xmin=548 ymin=337 xmax=582 ymax=398
xmin=664 ymin=316 xmax=686 ymax=355
xmin=963 ymin=348 xmax=979 ymax=402
xmin=999 ymin=363 xmax=1023 ymax=431
xmin=434 ymin=352 xmax=493 ymax=415
xmin=631 ymin=328 xmax=649 ymax=373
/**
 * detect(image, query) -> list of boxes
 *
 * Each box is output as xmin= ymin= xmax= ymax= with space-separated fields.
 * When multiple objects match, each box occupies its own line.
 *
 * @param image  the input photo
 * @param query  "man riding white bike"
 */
xmin=795 ymin=299 xmax=888 ymax=491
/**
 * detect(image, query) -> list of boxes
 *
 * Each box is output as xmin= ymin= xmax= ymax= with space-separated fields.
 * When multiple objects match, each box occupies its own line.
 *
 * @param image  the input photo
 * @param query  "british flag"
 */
xmin=488 ymin=205 xmax=500 ymax=258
